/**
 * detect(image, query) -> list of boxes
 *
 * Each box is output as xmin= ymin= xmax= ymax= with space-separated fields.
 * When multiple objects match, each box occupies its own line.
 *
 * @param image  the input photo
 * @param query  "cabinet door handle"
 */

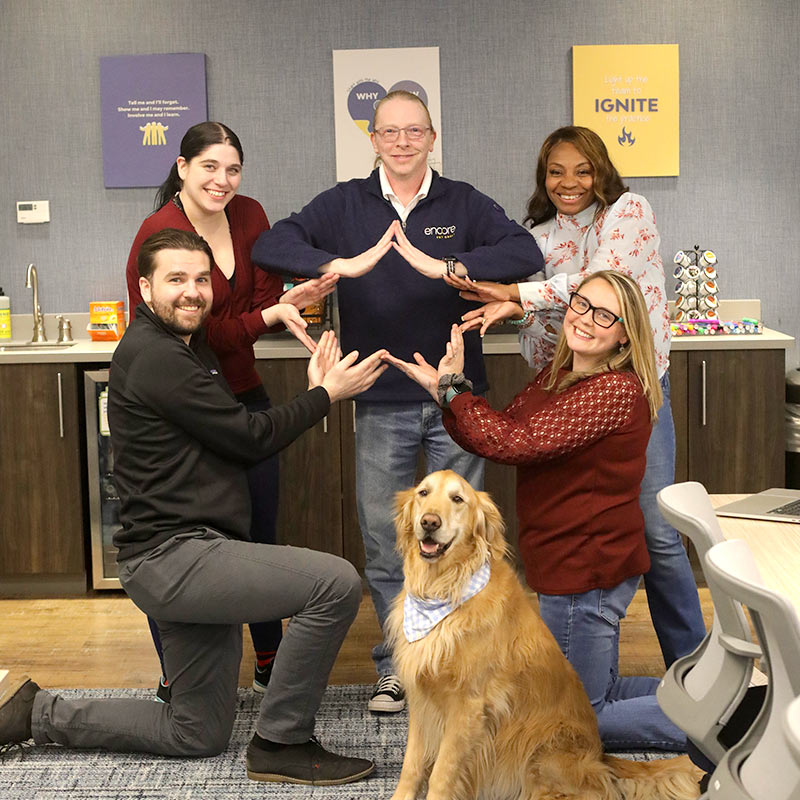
xmin=352 ymin=402 xmax=356 ymax=433
xmin=701 ymin=359 xmax=707 ymax=427
xmin=57 ymin=371 xmax=65 ymax=438
xmin=323 ymin=415 xmax=328 ymax=434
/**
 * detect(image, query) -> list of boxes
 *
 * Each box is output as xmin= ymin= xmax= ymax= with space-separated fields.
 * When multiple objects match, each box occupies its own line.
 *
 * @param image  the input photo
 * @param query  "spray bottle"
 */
xmin=0 ymin=287 xmax=10 ymax=340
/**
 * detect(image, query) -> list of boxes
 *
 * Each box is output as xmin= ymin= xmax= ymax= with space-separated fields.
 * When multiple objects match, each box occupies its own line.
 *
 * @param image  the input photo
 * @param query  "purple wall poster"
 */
xmin=100 ymin=53 xmax=207 ymax=188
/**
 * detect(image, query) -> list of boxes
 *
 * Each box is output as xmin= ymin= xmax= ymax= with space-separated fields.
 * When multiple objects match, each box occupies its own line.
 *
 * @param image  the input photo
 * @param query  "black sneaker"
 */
xmin=367 ymin=674 xmax=405 ymax=713
xmin=155 ymin=677 xmax=171 ymax=704
xmin=0 ymin=674 xmax=39 ymax=746
xmin=246 ymin=736 xmax=374 ymax=785
xmin=252 ymin=662 xmax=273 ymax=694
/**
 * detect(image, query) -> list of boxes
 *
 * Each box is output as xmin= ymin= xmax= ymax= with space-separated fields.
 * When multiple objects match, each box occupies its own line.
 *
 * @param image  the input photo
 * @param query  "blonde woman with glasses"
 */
xmin=385 ymin=270 xmax=688 ymax=752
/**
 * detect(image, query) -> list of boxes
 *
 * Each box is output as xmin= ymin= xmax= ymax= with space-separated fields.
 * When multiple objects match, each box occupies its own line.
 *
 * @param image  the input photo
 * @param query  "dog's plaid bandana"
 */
xmin=403 ymin=560 xmax=491 ymax=642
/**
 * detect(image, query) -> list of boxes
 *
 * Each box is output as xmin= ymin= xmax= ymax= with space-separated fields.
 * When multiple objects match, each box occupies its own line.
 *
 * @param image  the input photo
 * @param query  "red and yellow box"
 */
xmin=88 ymin=301 xmax=126 ymax=341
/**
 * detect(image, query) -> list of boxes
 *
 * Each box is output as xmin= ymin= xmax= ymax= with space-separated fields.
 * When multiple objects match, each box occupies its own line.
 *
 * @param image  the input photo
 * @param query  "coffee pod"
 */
xmin=698 ymin=280 xmax=718 ymax=296
xmin=673 ymin=265 xmax=687 ymax=280
xmin=677 ymin=279 xmax=697 ymax=297
xmin=673 ymin=309 xmax=686 ymax=322
xmin=700 ymin=294 xmax=719 ymax=309
xmin=677 ymin=295 xmax=698 ymax=311
xmin=702 ymin=264 xmax=717 ymax=280
xmin=685 ymin=265 xmax=701 ymax=280
xmin=673 ymin=251 xmax=691 ymax=268
xmin=702 ymin=308 xmax=719 ymax=320
xmin=698 ymin=250 xmax=717 ymax=267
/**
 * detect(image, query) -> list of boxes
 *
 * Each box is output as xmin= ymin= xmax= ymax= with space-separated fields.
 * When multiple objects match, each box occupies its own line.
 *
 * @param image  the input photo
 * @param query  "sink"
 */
xmin=0 ymin=342 xmax=77 ymax=352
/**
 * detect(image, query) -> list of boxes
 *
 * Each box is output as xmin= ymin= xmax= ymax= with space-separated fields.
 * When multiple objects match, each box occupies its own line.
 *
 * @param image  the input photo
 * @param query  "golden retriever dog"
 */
xmin=387 ymin=470 xmax=700 ymax=800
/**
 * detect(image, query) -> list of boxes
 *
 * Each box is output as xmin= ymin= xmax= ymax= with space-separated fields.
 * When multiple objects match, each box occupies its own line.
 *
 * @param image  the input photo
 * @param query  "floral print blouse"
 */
xmin=517 ymin=192 xmax=670 ymax=378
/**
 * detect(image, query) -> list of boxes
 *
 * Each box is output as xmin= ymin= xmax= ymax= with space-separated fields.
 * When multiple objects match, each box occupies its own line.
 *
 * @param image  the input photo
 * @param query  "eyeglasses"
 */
xmin=568 ymin=292 xmax=624 ymax=328
xmin=373 ymin=125 xmax=431 ymax=142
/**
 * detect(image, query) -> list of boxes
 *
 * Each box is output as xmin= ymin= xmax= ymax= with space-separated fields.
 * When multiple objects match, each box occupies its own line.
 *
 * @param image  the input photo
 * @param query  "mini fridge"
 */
xmin=84 ymin=369 xmax=122 ymax=589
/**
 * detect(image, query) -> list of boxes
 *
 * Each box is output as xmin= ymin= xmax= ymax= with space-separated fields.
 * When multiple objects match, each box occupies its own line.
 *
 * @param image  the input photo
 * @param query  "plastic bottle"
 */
xmin=0 ymin=287 xmax=10 ymax=340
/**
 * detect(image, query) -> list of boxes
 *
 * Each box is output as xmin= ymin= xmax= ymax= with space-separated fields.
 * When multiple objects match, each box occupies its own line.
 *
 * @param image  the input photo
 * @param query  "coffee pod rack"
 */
xmin=672 ymin=246 xmax=718 ymax=322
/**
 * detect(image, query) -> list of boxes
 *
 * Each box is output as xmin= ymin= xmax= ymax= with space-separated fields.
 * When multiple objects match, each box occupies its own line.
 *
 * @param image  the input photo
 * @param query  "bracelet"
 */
xmin=508 ymin=309 xmax=534 ymax=328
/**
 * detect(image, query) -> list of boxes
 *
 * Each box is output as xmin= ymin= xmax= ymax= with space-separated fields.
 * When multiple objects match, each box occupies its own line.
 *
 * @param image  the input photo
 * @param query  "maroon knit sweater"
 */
xmin=443 ymin=368 xmax=652 ymax=595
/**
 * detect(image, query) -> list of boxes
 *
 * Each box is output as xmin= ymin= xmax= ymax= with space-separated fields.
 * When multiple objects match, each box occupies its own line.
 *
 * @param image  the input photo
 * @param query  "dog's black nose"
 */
xmin=420 ymin=513 xmax=441 ymax=533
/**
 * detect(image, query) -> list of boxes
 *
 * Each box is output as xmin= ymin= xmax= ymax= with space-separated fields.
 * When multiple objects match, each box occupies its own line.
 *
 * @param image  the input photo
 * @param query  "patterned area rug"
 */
xmin=0 ymin=685 xmax=676 ymax=799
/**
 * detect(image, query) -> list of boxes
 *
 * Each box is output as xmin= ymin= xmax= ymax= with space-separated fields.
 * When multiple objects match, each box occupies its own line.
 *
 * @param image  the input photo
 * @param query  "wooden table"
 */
xmin=711 ymin=494 xmax=800 ymax=613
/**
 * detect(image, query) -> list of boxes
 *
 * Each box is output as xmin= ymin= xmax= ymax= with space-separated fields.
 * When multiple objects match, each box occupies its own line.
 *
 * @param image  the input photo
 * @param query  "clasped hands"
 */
xmin=321 ymin=220 xmax=463 ymax=280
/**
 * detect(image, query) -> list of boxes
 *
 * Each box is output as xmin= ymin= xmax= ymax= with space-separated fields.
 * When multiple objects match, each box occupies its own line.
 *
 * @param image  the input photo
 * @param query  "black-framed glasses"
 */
xmin=373 ymin=125 xmax=431 ymax=142
xmin=568 ymin=292 xmax=624 ymax=328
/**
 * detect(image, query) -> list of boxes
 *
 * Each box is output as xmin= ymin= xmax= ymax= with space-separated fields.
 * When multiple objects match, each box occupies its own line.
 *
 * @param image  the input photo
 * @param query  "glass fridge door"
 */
xmin=84 ymin=369 xmax=122 ymax=589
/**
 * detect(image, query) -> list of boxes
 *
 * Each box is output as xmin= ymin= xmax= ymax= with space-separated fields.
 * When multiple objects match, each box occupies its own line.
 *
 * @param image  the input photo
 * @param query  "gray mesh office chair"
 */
xmin=656 ymin=481 xmax=762 ymax=764
xmin=703 ymin=538 xmax=800 ymax=800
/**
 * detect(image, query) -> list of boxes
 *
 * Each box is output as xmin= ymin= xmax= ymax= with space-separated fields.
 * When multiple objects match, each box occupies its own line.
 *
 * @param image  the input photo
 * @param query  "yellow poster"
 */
xmin=572 ymin=44 xmax=679 ymax=177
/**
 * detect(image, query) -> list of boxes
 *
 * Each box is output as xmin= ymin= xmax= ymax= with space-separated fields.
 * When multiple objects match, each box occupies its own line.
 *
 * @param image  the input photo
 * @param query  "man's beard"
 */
xmin=150 ymin=295 xmax=208 ymax=338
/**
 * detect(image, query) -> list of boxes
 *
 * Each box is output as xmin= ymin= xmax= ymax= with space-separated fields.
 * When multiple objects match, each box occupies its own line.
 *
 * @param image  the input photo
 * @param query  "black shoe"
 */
xmin=252 ymin=662 xmax=273 ymax=694
xmin=368 ymin=674 xmax=405 ymax=713
xmin=0 ymin=674 xmax=39 ymax=746
xmin=155 ymin=677 xmax=171 ymax=704
xmin=246 ymin=736 xmax=374 ymax=785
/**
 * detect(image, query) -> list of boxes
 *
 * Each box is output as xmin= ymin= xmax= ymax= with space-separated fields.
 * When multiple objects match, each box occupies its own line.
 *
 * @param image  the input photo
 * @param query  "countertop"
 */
xmin=0 ymin=305 xmax=794 ymax=364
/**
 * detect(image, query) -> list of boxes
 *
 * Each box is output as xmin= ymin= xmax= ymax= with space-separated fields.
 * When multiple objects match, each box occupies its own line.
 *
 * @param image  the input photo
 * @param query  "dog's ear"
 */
xmin=475 ymin=489 xmax=506 ymax=549
xmin=394 ymin=487 xmax=418 ymax=548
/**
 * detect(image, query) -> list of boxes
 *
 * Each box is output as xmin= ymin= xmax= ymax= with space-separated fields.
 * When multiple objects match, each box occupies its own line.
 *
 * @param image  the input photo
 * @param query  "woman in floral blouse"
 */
xmin=384 ymin=270 xmax=687 ymax=751
xmin=446 ymin=126 xmax=706 ymax=670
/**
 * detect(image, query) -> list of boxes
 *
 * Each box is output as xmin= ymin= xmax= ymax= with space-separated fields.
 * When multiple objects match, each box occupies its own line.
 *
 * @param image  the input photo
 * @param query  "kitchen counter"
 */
xmin=0 ymin=303 xmax=793 ymax=364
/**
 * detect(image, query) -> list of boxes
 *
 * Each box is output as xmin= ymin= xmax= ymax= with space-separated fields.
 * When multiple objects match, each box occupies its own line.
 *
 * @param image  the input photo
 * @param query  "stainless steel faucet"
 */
xmin=25 ymin=263 xmax=47 ymax=342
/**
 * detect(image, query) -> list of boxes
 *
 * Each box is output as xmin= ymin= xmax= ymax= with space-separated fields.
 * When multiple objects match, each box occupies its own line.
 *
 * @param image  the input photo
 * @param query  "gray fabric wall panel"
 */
xmin=1 ymin=0 xmax=797 ymax=358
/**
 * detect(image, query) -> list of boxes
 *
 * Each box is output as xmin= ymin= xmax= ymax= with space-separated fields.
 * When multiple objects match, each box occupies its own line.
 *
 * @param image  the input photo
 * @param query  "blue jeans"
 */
xmin=538 ymin=577 xmax=688 ymax=751
xmin=640 ymin=374 xmax=706 ymax=666
xmin=355 ymin=400 xmax=485 ymax=676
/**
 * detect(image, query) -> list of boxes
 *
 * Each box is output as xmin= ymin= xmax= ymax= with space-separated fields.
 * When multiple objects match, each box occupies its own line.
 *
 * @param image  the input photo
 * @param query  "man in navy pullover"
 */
xmin=252 ymin=91 xmax=543 ymax=713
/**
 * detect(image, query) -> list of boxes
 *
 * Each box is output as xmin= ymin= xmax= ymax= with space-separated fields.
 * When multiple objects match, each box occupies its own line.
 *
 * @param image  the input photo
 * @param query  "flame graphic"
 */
xmin=618 ymin=127 xmax=635 ymax=146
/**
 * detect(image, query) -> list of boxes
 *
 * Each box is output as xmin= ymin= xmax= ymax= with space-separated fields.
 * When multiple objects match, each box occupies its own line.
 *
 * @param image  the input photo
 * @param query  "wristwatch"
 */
xmin=443 ymin=382 xmax=470 ymax=407
xmin=444 ymin=256 xmax=457 ymax=276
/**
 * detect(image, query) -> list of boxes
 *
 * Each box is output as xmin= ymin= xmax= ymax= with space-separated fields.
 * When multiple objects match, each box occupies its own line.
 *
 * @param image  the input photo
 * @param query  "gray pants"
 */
xmin=31 ymin=529 xmax=361 ymax=756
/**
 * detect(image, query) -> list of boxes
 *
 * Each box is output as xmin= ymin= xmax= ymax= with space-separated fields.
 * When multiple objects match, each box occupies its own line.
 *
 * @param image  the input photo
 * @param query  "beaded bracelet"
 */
xmin=507 ymin=309 xmax=534 ymax=328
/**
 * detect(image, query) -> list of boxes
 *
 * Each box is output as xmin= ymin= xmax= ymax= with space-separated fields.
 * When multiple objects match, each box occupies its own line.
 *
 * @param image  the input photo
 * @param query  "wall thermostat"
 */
xmin=16 ymin=200 xmax=50 ymax=224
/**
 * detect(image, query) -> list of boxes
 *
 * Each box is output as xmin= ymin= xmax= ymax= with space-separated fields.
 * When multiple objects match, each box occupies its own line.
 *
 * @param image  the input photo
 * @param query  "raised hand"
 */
xmin=437 ymin=324 xmax=465 ymax=377
xmin=321 ymin=221 xmax=400 ymax=278
xmin=280 ymin=273 xmax=339 ymax=309
xmin=459 ymin=300 xmax=524 ymax=337
xmin=261 ymin=303 xmax=317 ymax=353
xmin=381 ymin=351 xmax=438 ymax=400
xmin=307 ymin=330 xmax=341 ymax=388
xmin=443 ymin=273 xmax=520 ymax=303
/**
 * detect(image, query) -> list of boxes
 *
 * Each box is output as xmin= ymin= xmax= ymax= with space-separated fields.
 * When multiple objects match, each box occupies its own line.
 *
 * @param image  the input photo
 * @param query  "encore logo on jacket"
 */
xmin=424 ymin=225 xmax=456 ymax=240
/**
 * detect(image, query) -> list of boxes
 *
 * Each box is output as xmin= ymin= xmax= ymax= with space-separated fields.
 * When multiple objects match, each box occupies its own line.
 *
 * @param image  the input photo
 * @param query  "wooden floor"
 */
xmin=0 ymin=586 xmax=713 ymax=690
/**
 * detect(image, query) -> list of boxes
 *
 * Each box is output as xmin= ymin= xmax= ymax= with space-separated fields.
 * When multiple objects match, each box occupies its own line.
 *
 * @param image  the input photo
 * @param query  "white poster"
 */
xmin=332 ymin=47 xmax=442 ymax=182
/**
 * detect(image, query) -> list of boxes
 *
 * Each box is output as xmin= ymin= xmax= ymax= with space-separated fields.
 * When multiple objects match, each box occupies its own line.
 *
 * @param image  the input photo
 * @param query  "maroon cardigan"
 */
xmin=443 ymin=368 xmax=652 ymax=595
xmin=126 ymin=194 xmax=283 ymax=395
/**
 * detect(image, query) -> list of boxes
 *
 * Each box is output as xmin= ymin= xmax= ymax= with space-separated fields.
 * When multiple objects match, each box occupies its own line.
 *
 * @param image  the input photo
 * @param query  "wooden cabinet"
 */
xmin=669 ymin=349 xmax=785 ymax=492
xmin=254 ymin=360 xmax=346 ymax=557
xmin=0 ymin=363 xmax=86 ymax=594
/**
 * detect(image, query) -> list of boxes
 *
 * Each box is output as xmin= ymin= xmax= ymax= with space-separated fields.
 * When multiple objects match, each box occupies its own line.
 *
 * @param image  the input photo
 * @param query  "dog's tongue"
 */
xmin=420 ymin=538 xmax=440 ymax=554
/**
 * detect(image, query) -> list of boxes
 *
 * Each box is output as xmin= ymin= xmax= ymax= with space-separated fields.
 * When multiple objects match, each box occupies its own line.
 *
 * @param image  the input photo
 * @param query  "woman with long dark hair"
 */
xmin=126 ymin=121 xmax=337 ymax=701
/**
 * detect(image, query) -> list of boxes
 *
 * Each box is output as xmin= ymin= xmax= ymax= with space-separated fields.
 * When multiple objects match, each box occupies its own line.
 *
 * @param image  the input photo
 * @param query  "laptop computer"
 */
xmin=715 ymin=488 xmax=800 ymax=523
